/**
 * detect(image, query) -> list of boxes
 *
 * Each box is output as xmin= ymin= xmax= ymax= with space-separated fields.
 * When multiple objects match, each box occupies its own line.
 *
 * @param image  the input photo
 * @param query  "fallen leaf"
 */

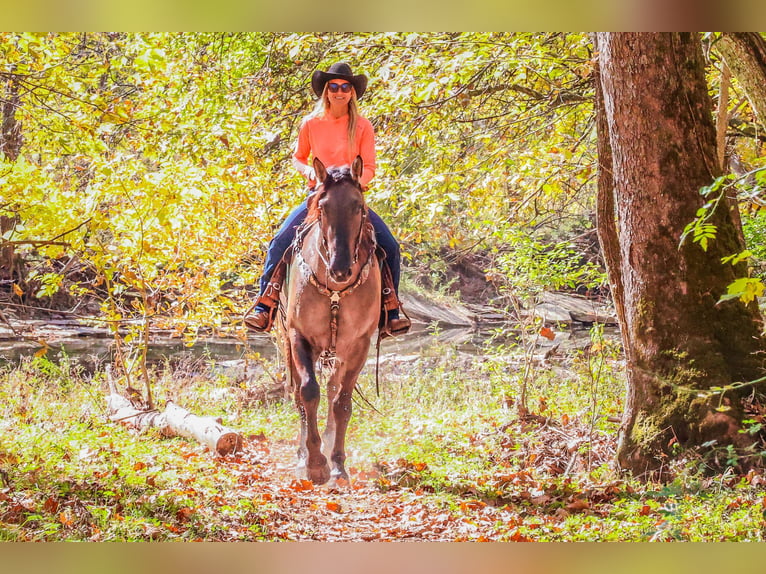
xmin=460 ymin=500 xmax=486 ymax=512
xmin=509 ymin=530 xmax=532 ymax=542
xmin=540 ymin=327 xmax=556 ymax=341
xmin=42 ymin=497 xmax=59 ymax=514
xmin=290 ymin=479 xmax=314 ymax=492
xmin=326 ymin=501 xmax=342 ymax=513
xmin=566 ymin=498 xmax=590 ymax=512
xmin=176 ymin=507 xmax=195 ymax=522
xmin=59 ymin=511 xmax=75 ymax=527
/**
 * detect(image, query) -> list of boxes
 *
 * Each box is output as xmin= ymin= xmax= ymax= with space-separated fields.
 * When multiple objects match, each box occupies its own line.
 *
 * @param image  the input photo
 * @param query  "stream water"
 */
xmin=0 ymin=322 xmax=610 ymax=371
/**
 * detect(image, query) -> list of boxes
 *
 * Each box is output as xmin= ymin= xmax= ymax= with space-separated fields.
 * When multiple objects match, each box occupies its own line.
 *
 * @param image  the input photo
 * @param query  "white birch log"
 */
xmin=107 ymin=392 xmax=171 ymax=435
xmin=163 ymin=401 xmax=243 ymax=456
xmin=106 ymin=393 xmax=243 ymax=456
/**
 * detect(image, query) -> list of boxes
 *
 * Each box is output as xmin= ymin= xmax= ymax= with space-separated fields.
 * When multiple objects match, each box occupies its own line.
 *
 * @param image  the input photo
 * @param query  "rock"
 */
xmin=535 ymin=292 xmax=617 ymax=325
xmin=400 ymin=288 xmax=475 ymax=327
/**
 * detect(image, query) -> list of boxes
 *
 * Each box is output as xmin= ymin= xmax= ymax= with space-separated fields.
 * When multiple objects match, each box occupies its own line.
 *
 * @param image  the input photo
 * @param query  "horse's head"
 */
xmin=311 ymin=156 xmax=367 ymax=284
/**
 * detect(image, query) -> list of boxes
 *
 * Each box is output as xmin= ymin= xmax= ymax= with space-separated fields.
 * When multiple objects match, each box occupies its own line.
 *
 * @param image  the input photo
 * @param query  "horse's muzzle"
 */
xmin=330 ymin=266 xmax=353 ymax=283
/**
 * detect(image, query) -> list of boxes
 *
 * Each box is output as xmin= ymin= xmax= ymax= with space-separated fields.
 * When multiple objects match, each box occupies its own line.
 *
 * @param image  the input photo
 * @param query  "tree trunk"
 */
xmin=1 ymin=70 xmax=23 ymax=283
xmin=595 ymin=33 xmax=766 ymax=477
xmin=592 ymin=34 xmax=628 ymax=341
xmin=718 ymin=33 xmax=766 ymax=129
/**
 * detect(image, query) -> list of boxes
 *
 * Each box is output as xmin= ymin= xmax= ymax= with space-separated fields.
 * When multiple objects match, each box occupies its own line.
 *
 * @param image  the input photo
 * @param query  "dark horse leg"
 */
xmin=325 ymin=342 xmax=369 ymax=482
xmin=291 ymin=333 xmax=330 ymax=485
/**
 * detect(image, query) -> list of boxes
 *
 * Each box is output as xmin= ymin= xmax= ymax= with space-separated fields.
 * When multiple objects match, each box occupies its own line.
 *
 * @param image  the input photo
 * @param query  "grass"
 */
xmin=1 ymin=333 xmax=766 ymax=541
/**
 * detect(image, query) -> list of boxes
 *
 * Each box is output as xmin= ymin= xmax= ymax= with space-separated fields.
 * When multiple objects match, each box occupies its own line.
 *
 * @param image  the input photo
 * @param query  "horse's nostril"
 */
xmin=333 ymin=268 xmax=352 ymax=281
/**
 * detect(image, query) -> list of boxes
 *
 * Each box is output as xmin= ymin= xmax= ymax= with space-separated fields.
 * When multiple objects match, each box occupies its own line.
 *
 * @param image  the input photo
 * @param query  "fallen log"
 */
xmin=106 ymin=392 xmax=243 ymax=456
xmin=163 ymin=401 xmax=243 ymax=456
xmin=107 ymin=392 xmax=171 ymax=434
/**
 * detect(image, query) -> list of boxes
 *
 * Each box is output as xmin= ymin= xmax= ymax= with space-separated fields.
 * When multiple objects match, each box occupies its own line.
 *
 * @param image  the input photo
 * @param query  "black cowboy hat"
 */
xmin=311 ymin=62 xmax=368 ymax=100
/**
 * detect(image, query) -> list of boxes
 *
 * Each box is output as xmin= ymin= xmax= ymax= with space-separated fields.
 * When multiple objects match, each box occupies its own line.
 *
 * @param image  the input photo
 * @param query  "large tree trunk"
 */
xmin=595 ymin=33 xmax=766 ymax=476
xmin=1 ymin=70 xmax=23 ymax=283
xmin=718 ymin=33 xmax=766 ymax=129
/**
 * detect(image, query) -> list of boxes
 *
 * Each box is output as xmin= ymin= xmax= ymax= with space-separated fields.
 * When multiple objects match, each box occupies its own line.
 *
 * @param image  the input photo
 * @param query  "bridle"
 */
xmin=295 ymin=185 xmax=377 ymax=363
xmin=315 ymin=201 xmax=368 ymax=274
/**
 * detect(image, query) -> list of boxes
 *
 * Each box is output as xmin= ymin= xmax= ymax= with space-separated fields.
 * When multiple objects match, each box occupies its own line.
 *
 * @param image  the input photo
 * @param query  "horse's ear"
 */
xmin=351 ymin=155 xmax=363 ymax=183
xmin=313 ymin=157 xmax=327 ymax=184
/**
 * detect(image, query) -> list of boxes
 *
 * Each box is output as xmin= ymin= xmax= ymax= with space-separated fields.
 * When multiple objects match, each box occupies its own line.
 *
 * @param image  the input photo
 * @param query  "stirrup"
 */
xmin=379 ymin=310 xmax=412 ymax=340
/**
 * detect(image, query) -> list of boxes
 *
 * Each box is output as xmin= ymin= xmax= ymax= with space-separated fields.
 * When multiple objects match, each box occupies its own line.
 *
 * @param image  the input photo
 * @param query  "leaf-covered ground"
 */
xmin=2 ymin=338 xmax=766 ymax=541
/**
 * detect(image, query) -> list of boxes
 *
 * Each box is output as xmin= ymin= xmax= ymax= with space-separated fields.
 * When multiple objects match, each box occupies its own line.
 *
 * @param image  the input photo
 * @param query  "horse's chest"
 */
xmin=288 ymin=275 xmax=378 ymax=340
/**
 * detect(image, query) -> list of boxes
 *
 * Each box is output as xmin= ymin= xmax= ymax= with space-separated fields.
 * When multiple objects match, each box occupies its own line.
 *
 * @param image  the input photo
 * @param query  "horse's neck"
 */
xmin=298 ymin=224 xmax=326 ymax=273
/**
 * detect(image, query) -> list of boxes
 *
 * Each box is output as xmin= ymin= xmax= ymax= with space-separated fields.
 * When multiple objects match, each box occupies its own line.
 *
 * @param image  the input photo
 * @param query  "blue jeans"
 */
xmin=258 ymin=199 xmax=401 ymax=301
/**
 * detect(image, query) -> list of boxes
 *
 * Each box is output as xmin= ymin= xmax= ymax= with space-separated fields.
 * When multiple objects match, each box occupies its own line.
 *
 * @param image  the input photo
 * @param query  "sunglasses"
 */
xmin=327 ymin=82 xmax=353 ymax=93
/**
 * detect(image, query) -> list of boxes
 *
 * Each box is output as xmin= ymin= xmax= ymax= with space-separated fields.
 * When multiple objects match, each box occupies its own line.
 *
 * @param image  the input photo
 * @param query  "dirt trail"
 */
xmin=223 ymin=437 xmax=510 ymax=541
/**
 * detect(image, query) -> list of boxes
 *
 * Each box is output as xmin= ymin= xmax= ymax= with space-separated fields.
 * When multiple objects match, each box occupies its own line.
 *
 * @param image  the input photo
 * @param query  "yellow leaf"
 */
xmin=12 ymin=283 xmax=24 ymax=296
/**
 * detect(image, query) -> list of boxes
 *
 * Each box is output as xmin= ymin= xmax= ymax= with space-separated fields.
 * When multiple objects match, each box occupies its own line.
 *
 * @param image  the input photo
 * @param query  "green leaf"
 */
xmin=718 ymin=277 xmax=765 ymax=305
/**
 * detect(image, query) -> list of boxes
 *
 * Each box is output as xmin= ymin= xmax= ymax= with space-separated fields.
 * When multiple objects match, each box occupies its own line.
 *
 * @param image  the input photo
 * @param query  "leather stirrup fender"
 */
xmin=380 ymin=260 xmax=399 ymax=313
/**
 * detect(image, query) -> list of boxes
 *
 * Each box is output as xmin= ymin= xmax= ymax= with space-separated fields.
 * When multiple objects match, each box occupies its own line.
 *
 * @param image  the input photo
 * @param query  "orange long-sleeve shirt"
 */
xmin=292 ymin=114 xmax=376 ymax=188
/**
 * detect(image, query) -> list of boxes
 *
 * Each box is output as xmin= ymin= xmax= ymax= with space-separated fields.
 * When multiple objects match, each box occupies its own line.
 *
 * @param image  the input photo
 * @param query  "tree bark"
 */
xmin=595 ymin=33 xmax=766 ymax=477
xmin=0 ymin=71 xmax=23 ymax=161
xmin=592 ymin=34 xmax=629 ymax=342
xmin=1 ymin=70 xmax=23 ymax=283
xmin=715 ymin=60 xmax=731 ymax=171
xmin=717 ymin=33 xmax=766 ymax=129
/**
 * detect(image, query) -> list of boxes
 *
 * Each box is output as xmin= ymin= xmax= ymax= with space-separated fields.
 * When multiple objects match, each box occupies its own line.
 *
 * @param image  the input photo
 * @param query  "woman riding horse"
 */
xmin=244 ymin=62 xmax=410 ymax=338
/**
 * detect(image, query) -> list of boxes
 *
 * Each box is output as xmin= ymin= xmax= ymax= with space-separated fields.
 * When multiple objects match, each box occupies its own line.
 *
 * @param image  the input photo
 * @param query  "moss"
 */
xmin=634 ymin=296 xmax=656 ymax=327
xmin=629 ymin=390 xmax=696 ymax=451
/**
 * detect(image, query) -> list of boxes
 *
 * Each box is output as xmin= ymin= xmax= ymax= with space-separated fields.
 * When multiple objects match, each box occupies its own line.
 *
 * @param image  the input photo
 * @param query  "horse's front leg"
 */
xmin=290 ymin=333 xmax=330 ymax=485
xmin=322 ymin=377 xmax=340 ymax=459
xmin=328 ymin=345 xmax=369 ymax=483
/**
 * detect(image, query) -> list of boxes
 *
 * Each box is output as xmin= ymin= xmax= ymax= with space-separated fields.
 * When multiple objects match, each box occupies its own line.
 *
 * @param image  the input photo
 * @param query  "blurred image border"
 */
xmin=4 ymin=541 xmax=766 ymax=574
xmin=0 ymin=0 xmax=764 ymax=31
xmin=3 ymin=5 xmax=766 ymax=572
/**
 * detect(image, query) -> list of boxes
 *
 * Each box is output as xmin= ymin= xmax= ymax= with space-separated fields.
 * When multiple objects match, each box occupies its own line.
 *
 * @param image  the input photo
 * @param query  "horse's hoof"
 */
xmin=308 ymin=465 xmax=331 ymax=485
xmin=328 ymin=468 xmax=349 ymax=488
xmin=331 ymin=467 xmax=349 ymax=482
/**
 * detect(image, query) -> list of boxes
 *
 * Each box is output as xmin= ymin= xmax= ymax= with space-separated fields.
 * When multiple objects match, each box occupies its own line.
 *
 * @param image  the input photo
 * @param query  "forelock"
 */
xmin=326 ymin=166 xmax=352 ymax=183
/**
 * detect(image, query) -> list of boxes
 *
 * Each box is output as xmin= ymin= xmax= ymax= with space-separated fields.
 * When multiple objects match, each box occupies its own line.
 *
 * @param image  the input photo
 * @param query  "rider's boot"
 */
xmin=380 ymin=262 xmax=411 ymax=339
xmin=244 ymin=259 xmax=288 ymax=333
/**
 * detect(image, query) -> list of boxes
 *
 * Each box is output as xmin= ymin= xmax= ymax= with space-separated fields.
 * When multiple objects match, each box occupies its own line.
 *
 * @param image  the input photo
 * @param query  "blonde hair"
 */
xmin=308 ymin=83 xmax=360 ymax=159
